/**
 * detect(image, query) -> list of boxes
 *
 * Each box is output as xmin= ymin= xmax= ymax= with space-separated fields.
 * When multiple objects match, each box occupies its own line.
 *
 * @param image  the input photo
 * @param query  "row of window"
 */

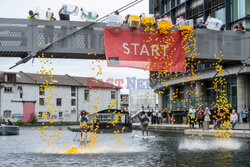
xmin=38 ymin=111 xmax=63 ymax=118
xmin=1 ymin=110 xmax=77 ymax=119
xmin=39 ymin=91 xmax=116 ymax=106
xmin=158 ymin=0 xmax=246 ymax=26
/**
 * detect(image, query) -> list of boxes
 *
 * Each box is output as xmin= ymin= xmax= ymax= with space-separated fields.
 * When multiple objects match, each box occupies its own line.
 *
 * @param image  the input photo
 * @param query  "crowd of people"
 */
xmin=139 ymin=104 xmax=250 ymax=135
xmin=26 ymin=7 xmax=247 ymax=33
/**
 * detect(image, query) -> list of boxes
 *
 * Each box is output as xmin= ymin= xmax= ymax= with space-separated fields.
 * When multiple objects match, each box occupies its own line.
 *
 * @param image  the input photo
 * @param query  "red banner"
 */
xmin=103 ymin=28 xmax=186 ymax=72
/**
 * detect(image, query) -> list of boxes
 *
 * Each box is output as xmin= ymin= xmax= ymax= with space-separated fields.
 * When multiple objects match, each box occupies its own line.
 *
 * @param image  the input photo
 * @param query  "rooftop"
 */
xmin=0 ymin=71 xmax=122 ymax=89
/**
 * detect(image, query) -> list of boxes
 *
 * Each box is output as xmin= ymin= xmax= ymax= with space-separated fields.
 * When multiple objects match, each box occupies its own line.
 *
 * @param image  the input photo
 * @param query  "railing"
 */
xmin=0 ymin=18 xmax=106 ymax=58
xmin=0 ymin=18 xmax=250 ymax=62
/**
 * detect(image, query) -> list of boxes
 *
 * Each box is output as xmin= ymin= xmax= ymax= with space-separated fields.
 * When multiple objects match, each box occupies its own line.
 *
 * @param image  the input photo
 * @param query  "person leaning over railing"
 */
xmin=195 ymin=18 xmax=207 ymax=29
xmin=234 ymin=22 xmax=246 ymax=33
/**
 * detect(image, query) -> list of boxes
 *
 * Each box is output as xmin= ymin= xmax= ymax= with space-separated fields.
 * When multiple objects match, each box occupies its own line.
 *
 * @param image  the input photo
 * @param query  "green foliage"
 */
xmin=13 ymin=119 xmax=26 ymax=126
xmin=30 ymin=113 xmax=38 ymax=124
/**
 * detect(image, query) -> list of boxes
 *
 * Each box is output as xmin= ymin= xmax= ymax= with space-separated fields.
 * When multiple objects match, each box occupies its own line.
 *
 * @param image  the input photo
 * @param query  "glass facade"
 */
xmin=161 ymin=76 xmax=237 ymax=111
xmin=232 ymin=0 xmax=247 ymax=21
xmin=210 ymin=6 xmax=225 ymax=24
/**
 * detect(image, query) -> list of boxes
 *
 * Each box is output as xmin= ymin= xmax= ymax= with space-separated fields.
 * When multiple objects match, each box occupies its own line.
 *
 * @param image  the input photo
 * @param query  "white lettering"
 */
xmin=123 ymin=43 xmax=130 ymax=54
xmin=140 ymin=44 xmax=150 ymax=56
xmin=160 ymin=45 xmax=168 ymax=56
xmin=131 ymin=43 xmax=140 ymax=55
xmin=152 ymin=45 xmax=159 ymax=56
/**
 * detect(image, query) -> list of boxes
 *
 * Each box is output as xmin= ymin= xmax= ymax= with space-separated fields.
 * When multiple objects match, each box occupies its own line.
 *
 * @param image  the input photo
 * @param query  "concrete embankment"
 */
xmin=184 ymin=129 xmax=250 ymax=138
xmin=132 ymin=123 xmax=190 ymax=133
xmin=132 ymin=123 xmax=250 ymax=138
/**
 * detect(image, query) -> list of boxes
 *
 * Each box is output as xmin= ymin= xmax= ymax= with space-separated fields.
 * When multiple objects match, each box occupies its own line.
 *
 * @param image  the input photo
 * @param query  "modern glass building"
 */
xmin=149 ymin=0 xmax=250 ymax=119
xmin=149 ymin=0 xmax=250 ymax=30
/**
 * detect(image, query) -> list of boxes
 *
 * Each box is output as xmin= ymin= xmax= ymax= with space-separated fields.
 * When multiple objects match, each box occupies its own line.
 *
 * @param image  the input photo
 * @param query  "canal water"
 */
xmin=0 ymin=127 xmax=250 ymax=167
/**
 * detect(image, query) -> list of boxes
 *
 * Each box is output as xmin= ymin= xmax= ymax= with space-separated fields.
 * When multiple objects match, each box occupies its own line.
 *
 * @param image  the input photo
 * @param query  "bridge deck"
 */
xmin=0 ymin=18 xmax=249 ymax=63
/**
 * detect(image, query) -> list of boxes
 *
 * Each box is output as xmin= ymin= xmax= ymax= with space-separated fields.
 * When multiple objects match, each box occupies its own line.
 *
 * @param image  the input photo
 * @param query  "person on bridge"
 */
xmin=44 ymin=8 xmax=56 ymax=44
xmin=196 ymin=18 xmax=207 ymax=29
xmin=27 ymin=10 xmax=38 ymax=19
xmin=154 ymin=11 xmax=160 ymax=22
xmin=234 ymin=22 xmax=246 ymax=33
xmin=58 ymin=5 xmax=78 ymax=20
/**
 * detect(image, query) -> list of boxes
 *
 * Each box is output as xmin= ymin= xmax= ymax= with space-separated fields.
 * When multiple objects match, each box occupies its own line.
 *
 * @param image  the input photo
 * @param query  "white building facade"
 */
xmin=0 ymin=72 xmax=121 ymax=122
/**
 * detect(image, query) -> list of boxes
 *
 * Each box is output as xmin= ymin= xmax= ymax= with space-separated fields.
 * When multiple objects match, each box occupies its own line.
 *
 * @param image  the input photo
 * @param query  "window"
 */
xmin=71 ymin=99 xmax=76 ymax=106
xmin=71 ymin=86 xmax=76 ymax=96
xmin=39 ymin=98 xmax=45 ymax=106
xmin=111 ymin=91 xmax=116 ymax=99
xmin=84 ymin=90 xmax=90 ymax=100
xmin=56 ymin=98 xmax=62 ymax=106
xmin=39 ymin=86 xmax=45 ymax=96
xmin=3 ymin=110 xmax=11 ymax=118
xmin=238 ymin=0 xmax=245 ymax=19
xmin=5 ymin=74 xmax=16 ymax=82
xmin=4 ymin=87 xmax=12 ymax=93
xmin=97 ymin=113 xmax=111 ymax=123
xmin=59 ymin=112 xmax=63 ymax=118
xmin=46 ymin=112 xmax=51 ymax=118
xmin=38 ymin=112 xmax=43 ymax=118
xmin=71 ymin=109 xmax=76 ymax=114
xmin=215 ymin=7 xmax=225 ymax=24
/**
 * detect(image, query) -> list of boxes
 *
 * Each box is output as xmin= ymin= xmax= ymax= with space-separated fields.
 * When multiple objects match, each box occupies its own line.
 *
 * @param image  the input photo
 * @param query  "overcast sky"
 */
xmin=0 ymin=0 xmax=149 ymax=93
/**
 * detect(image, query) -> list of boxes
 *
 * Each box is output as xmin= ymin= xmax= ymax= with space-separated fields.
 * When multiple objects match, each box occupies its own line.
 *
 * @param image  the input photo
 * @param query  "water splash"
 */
xmin=179 ymin=138 xmax=242 ymax=151
xmin=40 ymin=139 xmax=142 ymax=154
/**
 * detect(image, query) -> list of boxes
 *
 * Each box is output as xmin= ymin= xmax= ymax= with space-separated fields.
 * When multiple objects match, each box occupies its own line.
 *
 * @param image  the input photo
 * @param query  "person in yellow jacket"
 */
xmin=27 ymin=10 xmax=38 ymax=19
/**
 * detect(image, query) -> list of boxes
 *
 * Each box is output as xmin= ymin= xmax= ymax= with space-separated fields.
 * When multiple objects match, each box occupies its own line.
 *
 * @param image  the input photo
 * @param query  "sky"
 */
xmin=0 ymin=0 xmax=150 ymax=93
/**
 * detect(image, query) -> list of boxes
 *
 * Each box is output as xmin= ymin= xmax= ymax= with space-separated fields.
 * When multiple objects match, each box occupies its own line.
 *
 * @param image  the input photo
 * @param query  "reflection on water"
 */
xmin=0 ymin=127 xmax=250 ymax=167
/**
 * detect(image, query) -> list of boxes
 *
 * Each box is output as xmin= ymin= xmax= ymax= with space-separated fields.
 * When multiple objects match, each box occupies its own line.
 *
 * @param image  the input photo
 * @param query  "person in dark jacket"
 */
xmin=240 ymin=105 xmax=249 ymax=123
xmin=7 ymin=119 xmax=13 ymax=125
xmin=197 ymin=107 xmax=204 ymax=129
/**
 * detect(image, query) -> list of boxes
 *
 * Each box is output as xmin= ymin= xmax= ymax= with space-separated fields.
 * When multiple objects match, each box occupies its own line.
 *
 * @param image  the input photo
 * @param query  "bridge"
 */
xmin=0 ymin=18 xmax=250 ymax=64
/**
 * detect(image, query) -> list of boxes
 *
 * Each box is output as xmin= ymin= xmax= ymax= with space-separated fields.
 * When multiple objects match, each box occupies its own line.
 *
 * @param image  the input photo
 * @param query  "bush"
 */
xmin=13 ymin=119 xmax=27 ymax=126
xmin=30 ymin=113 xmax=38 ymax=124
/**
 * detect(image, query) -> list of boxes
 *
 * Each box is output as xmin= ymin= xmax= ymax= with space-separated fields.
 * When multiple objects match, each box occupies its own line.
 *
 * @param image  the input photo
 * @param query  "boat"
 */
xmin=0 ymin=125 xmax=20 ymax=135
xmin=92 ymin=109 xmax=132 ymax=133
xmin=68 ymin=109 xmax=132 ymax=133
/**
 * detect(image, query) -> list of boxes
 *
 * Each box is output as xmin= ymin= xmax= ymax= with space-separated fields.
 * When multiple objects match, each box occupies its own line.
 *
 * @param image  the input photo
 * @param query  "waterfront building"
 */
xmin=129 ymin=89 xmax=158 ymax=114
xmin=0 ymin=71 xmax=121 ymax=122
xmin=149 ymin=0 xmax=250 ymax=30
xmin=149 ymin=0 xmax=250 ymax=118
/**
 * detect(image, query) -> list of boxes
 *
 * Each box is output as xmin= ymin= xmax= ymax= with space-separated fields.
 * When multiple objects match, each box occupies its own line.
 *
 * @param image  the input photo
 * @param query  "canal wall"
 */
xmin=132 ymin=123 xmax=250 ymax=139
